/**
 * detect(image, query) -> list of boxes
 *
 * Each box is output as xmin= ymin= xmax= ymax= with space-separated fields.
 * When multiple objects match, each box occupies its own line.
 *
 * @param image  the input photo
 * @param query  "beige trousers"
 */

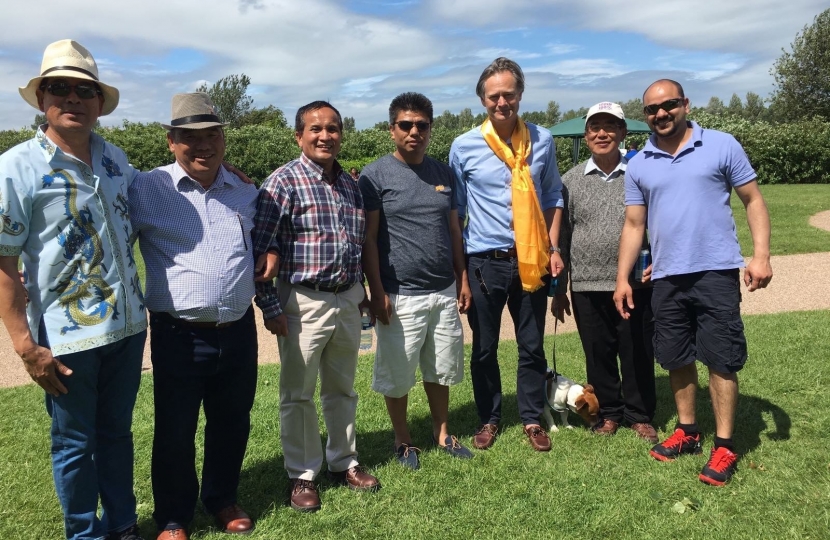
xmin=277 ymin=280 xmax=363 ymax=480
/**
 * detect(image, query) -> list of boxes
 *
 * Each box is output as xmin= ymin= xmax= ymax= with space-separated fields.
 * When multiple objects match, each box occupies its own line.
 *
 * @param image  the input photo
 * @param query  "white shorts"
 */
xmin=372 ymin=283 xmax=465 ymax=398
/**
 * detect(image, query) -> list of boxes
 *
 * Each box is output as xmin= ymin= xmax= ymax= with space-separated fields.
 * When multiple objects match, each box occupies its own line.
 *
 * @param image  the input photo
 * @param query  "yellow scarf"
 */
xmin=481 ymin=118 xmax=550 ymax=292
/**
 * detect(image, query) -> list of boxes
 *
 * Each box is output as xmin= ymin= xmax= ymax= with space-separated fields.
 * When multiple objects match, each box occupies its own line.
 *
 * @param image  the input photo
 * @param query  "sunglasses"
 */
xmin=586 ymin=122 xmax=622 ymax=134
xmin=643 ymin=98 xmax=684 ymax=116
xmin=394 ymin=120 xmax=431 ymax=133
xmin=40 ymin=80 xmax=102 ymax=100
xmin=474 ymin=267 xmax=489 ymax=295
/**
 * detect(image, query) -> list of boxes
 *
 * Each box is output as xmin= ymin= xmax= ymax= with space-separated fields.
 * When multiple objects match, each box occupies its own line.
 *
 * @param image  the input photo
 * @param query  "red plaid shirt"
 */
xmin=253 ymin=153 xmax=365 ymax=318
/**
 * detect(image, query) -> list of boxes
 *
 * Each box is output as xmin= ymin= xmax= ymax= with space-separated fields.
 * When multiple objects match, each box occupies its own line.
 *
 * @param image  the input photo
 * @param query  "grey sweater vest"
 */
xmin=558 ymin=160 xmax=648 ymax=293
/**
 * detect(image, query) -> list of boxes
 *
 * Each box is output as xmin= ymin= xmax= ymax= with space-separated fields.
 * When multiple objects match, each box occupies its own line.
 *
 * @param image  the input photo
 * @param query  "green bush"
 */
xmin=0 ymin=128 xmax=36 ymax=154
xmin=3 ymin=116 xmax=827 ymax=184
xmin=98 ymin=121 xmax=170 ymax=172
xmin=690 ymin=112 xmax=830 ymax=184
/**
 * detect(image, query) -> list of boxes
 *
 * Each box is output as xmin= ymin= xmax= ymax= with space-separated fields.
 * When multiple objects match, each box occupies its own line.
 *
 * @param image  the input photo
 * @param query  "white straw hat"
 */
xmin=19 ymin=39 xmax=119 ymax=116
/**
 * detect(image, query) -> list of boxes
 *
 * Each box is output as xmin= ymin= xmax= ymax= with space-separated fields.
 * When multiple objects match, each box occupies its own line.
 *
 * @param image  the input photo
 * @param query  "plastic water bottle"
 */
xmin=359 ymin=309 xmax=373 ymax=351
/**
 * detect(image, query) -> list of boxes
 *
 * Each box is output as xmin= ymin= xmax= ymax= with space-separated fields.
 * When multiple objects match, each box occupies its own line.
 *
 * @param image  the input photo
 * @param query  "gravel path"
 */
xmin=2 ymin=213 xmax=829 ymax=389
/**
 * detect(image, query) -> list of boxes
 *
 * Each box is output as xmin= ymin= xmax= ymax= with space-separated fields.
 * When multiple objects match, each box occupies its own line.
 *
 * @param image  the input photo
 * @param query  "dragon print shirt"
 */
xmin=0 ymin=128 xmax=147 ymax=355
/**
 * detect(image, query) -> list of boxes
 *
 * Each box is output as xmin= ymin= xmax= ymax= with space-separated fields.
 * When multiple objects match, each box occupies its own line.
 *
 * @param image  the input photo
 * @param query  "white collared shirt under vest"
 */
xmin=128 ymin=161 xmax=257 ymax=323
xmin=0 ymin=127 xmax=147 ymax=356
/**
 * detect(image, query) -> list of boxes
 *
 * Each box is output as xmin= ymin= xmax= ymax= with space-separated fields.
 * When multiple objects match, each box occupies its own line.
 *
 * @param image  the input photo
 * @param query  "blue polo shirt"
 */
xmin=624 ymin=122 xmax=756 ymax=280
xmin=449 ymin=122 xmax=563 ymax=254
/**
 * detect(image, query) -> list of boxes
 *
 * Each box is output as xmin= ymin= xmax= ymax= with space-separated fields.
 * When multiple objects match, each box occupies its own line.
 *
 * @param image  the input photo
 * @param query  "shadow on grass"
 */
xmin=222 ymin=390 xmax=523 ymax=520
xmin=653 ymin=373 xmax=791 ymax=452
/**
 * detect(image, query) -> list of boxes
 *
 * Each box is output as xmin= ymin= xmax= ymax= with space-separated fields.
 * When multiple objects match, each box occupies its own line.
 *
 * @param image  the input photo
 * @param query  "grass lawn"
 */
xmin=732 ymin=184 xmax=830 ymax=256
xmin=1 ymin=310 xmax=828 ymax=540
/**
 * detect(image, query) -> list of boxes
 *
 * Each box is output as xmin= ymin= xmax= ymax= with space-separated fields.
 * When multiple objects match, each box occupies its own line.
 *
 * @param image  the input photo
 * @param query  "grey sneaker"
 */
xmin=395 ymin=443 xmax=421 ymax=470
xmin=435 ymin=435 xmax=473 ymax=459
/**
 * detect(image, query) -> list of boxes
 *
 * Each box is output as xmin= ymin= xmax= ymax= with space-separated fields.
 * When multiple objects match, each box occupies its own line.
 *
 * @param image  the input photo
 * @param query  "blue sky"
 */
xmin=0 ymin=0 xmax=825 ymax=130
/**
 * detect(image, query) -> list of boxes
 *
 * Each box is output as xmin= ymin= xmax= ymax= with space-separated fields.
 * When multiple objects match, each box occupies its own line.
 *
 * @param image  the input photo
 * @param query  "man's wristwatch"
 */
xmin=549 ymin=246 xmax=561 ymax=254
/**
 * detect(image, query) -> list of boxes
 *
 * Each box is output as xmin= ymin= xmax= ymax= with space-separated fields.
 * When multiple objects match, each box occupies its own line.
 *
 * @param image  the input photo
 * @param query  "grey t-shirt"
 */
xmin=359 ymin=154 xmax=457 ymax=295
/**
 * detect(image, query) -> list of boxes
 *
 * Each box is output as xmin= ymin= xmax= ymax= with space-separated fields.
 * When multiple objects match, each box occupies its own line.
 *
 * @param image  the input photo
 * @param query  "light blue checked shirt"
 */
xmin=0 ymin=128 xmax=147 ymax=355
xmin=129 ymin=162 xmax=258 ymax=323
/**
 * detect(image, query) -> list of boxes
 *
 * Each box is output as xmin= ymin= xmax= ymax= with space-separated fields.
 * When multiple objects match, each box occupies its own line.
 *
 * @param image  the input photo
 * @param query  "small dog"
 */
xmin=542 ymin=369 xmax=600 ymax=432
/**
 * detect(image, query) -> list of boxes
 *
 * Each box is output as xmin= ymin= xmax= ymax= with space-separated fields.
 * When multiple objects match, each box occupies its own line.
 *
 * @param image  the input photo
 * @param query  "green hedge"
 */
xmin=2 ymin=117 xmax=827 ymax=185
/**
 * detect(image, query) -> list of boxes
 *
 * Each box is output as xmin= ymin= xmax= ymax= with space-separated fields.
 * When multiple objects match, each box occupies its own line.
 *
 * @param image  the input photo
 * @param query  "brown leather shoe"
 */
xmin=289 ymin=479 xmax=321 ymax=513
xmin=472 ymin=423 xmax=498 ymax=450
xmin=629 ymin=422 xmax=659 ymax=443
xmin=327 ymin=466 xmax=380 ymax=492
xmin=592 ymin=418 xmax=620 ymax=436
xmin=524 ymin=424 xmax=551 ymax=452
xmin=214 ymin=503 xmax=254 ymax=534
xmin=157 ymin=530 xmax=188 ymax=540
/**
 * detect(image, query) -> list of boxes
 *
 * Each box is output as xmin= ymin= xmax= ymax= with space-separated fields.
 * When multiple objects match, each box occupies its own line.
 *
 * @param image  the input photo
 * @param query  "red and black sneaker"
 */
xmin=649 ymin=428 xmax=702 ymax=461
xmin=699 ymin=447 xmax=739 ymax=486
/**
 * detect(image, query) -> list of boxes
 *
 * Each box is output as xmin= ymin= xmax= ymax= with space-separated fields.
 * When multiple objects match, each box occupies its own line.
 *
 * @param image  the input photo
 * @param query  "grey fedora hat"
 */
xmin=162 ymin=92 xmax=229 ymax=130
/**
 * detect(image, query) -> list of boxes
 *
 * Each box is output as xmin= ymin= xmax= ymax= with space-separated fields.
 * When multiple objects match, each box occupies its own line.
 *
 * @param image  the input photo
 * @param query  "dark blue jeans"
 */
xmin=45 ymin=330 xmax=146 ymax=540
xmin=149 ymin=307 xmax=257 ymax=531
xmin=467 ymin=254 xmax=549 ymax=426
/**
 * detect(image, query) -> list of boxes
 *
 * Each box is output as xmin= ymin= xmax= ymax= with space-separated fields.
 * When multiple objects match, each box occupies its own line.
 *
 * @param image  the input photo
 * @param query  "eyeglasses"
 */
xmin=643 ymin=98 xmax=684 ymax=116
xmin=586 ymin=122 xmax=622 ymax=134
xmin=394 ymin=121 xmax=431 ymax=133
xmin=39 ymin=80 xmax=102 ymax=100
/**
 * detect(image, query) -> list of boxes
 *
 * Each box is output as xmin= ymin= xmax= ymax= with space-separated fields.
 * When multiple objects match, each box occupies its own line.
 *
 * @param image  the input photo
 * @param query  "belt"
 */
xmin=471 ymin=248 xmax=517 ymax=259
xmin=296 ymin=281 xmax=355 ymax=294
xmin=152 ymin=311 xmax=236 ymax=329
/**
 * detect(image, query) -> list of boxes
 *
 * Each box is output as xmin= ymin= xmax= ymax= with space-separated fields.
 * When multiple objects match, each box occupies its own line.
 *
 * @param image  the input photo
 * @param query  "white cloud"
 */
xmin=0 ymin=0 xmax=825 ymax=131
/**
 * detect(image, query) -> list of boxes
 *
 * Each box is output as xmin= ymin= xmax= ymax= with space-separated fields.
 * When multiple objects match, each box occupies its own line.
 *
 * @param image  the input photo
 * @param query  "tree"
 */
xmin=373 ymin=120 xmax=390 ymax=130
xmin=238 ymin=105 xmax=287 ymax=128
xmin=196 ymin=73 xmax=254 ymax=128
xmin=343 ymin=116 xmax=356 ymax=132
xmin=620 ymin=99 xmax=645 ymax=122
xmin=705 ymin=96 xmax=725 ymax=115
xmin=769 ymin=8 xmax=830 ymax=121
xmin=744 ymin=92 xmax=767 ymax=122
xmin=457 ymin=108 xmax=475 ymax=129
xmin=544 ymin=100 xmax=561 ymax=126
xmin=727 ymin=93 xmax=744 ymax=117
xmin=560 ymin=107 xmax=588 ymax=122
xmin=31 ymin=113 xmax=47 ymax=129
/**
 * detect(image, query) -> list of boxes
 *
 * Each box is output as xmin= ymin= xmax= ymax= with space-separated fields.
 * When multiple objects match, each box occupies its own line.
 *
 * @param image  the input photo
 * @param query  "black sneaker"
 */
xmin=649 ymin=428 xmax=702 ymax=461
xmin=435 ymin=435 xmax=473 ymax=460
xmin=107 ymin=524 xmax=143 ymax=540
xmin=699 ymin=447 xmax=739 ymax=486
xmin=395 ymin=443 xmax=421 ymax=470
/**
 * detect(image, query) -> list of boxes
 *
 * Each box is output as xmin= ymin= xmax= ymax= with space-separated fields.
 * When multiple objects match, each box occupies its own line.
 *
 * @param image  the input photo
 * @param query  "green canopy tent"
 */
xmin=547 ymin=117 xmax=652 ymax=166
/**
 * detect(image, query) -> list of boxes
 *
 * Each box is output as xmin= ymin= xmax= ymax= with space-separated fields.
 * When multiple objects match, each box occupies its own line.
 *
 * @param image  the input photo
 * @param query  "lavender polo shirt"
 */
xmin=624 ymin=122 xmax=756 ymax=280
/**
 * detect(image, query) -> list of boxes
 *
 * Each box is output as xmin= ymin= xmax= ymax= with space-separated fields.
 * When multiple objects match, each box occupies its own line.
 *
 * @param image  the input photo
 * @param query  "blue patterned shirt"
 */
xmin=0 ymin=128 xmax=147 ymax=356
xmin=129 ymin=162 xmax=258 ymax=323
xmin=253 ymin=153 xmax=365 ymax=319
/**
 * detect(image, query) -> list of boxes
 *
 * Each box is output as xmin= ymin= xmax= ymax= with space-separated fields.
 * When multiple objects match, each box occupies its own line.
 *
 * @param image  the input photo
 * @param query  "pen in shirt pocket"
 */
xmin=237 ymin=213 xmax=248 ymax=251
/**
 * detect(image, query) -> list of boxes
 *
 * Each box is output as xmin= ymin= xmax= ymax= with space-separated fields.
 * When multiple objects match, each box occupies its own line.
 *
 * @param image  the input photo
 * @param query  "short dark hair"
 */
xmin=643 ymin=79 xmax=685 ymax=101
xmin=476 ymin=57 xmax=525 ymax=99
xmin=295 ymin=100 xmax=343 ymax=133
xmin=388 ymin=92 xmax=434 ymax=125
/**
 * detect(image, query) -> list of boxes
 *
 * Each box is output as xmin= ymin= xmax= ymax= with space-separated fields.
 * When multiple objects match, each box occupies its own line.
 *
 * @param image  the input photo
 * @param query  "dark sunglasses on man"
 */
xmin=643 ymin=98 xmax=685 ymax=116
xmin=394 ymin=120 xmax=431 ymax=133
xmin=39 ymin=80 xmax=103 ymax=100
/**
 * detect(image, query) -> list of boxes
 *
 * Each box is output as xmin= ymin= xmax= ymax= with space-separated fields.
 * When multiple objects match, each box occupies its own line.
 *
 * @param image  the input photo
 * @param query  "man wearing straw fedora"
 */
xmin=129 ymin=93 xmax=259 ymax=539
xmin=0 ymin=40 xmax=147 ymax=540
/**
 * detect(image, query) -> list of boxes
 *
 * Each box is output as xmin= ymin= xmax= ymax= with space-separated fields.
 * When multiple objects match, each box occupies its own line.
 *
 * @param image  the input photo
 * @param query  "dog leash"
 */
xmin=544 ymin=280 xmax=563 ymax=411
